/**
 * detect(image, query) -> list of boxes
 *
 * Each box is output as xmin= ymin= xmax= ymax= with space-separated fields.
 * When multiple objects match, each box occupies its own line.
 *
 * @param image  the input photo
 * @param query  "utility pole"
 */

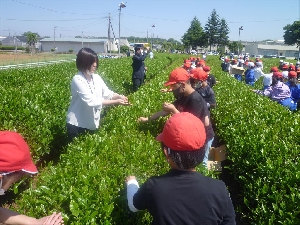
xmin=82 ymin=31 xmax=83 ymax=48
xmin=54 ymin=26 xmax=57 ymax=52
xmin=147 ymin=30 xmax=148 ymax=43
xmin=118 ymin=2 xmax=126 ymax=57
xmin=14 ymin=33 xmax=17 ymax=53
xmin=108 ymin=13 xmax=111 ymax=56
xmin=238 ymin=26 xmax=243 ymax=55
xmin=151 ymin=24 xmax=155 ymax=50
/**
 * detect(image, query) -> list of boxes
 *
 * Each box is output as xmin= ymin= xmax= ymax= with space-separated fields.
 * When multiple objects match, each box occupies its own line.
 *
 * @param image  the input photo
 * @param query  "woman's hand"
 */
xmin=137 ymin=117 xmax=148 ymax=122
xmin=37 ymin=212 xmax=64 ymax=225
xmin=126 ymin=176 xmax=136 ymax=182
xmin=116 ymin=99 xmax=132 ymax=106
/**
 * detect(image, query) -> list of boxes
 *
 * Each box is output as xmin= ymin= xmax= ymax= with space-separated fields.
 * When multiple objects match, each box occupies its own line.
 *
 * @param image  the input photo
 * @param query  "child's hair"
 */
xmin=271 ymin=76 xmax=283 ymax=86
xmin=76 ymin=48 xmax=99 ymax=72
xmin=289 ymin=77 xmax=298 ymax=87
xmin=161 ymin=143 xmax=206 ymax=170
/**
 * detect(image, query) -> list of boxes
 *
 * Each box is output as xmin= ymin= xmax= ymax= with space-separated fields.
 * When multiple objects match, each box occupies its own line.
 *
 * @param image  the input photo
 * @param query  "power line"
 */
xmin=3 ymin=18 xmax=104 ymax=22
xmin=124 ymin=13 xmax=297 ymax=24
xmin=10 ymin=0 xmax=111 ymax=16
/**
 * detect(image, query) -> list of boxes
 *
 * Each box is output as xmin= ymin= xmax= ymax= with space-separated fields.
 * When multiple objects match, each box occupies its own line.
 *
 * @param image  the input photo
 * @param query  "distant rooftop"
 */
xmin=40 ymin=37 xmax=107 ymax=42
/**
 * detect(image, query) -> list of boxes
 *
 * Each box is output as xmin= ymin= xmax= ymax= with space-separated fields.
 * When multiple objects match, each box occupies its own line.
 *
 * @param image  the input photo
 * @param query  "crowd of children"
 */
xmin=221 ymin=56 xmax=300 ymax=111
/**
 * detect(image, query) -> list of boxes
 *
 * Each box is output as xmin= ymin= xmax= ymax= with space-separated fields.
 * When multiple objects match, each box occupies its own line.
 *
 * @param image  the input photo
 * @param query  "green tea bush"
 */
xmin=12 ymin=56 xmax=187 ymax=224
xmin=207 ymin=56 xmax=300 ymax=224
xmin=0 ymin=54 xmax=179 ymax=160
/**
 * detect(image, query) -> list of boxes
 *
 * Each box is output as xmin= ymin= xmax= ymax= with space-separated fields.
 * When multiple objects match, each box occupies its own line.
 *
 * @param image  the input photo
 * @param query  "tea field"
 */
xmin=0 ymin=54 xmax=299 ymax=224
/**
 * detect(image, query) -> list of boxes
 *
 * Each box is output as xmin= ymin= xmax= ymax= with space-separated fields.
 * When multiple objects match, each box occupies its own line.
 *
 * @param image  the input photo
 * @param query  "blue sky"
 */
xmin=0 ymin=0 xmax=299 ymax=42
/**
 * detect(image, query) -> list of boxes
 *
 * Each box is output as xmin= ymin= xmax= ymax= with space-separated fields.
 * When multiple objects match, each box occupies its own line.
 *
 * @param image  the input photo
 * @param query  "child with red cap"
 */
xmin=127 ymin=112 xmax=235 ymax=224
xmin=281 ymin=64 xmax=289 ymax=80
xmin=138 ymin=67 xmax=215 ymax=167
xmin=203 ymin=66 xmax=216 ymax=88
xmin=253 ymin=72 xmax=297 ymax=111
xmin=297 ymin=67 xmax=300 ymax=80
xmin=190 ymin=68 xmax=216 ymax=110
xmin=221 ymin=58 xmax=230 ymax=72
xmin=245 ymin=62 xmax=255 ymax=86
xmin=0 ymin=131 xmax=64 ymax=224
xmin=285 ymin=71 xmax=300 ymax=104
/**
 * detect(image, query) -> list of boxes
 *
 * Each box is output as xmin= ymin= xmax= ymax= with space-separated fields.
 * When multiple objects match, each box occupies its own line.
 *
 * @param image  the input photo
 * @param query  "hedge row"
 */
xmin=10 ymin=56 xmax=190 ymax=224
xmin=0 ymin=54 xmax=174 ymax=160
xmin=206 ymin=56 xmax=300 ymax=224
xmin=0 ymin=46 xmax=25 ymax=50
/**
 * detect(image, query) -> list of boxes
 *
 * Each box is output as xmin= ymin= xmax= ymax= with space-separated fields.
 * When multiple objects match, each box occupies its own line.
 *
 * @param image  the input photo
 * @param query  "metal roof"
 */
xmin=40 ymin=37 xmax=107 ymax=43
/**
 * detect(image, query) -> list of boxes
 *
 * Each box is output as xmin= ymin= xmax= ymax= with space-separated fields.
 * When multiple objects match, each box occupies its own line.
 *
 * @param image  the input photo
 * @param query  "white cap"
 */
xmin=256 ymin=62 xmax=263 ymax=66
xmin=248 ymin=62 xmax=255 ymax=67
xmin=279 ymin=60 xmax=283 ymax=63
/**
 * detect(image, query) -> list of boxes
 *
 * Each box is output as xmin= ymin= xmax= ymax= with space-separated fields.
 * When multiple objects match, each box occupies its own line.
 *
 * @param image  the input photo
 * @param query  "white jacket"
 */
xmin=66 ymin=71 xmax=114 ymax=130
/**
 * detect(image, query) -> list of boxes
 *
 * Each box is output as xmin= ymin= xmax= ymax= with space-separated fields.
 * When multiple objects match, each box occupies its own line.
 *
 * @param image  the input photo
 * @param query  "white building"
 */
xmin=245 ymin=41 xmax=299 ymax=58
xmin=40 ymin=37 xmax=130 ymax=54
xmin=40 ymin=37 xmax=109 ymax=53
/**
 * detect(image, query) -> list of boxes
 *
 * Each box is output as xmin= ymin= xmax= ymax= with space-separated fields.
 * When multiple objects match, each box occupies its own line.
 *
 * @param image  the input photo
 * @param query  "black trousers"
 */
xmin=66 ymin=123 xmax=95 ymax=143
xmin=132 ymin=78 xmax=143 ymax=92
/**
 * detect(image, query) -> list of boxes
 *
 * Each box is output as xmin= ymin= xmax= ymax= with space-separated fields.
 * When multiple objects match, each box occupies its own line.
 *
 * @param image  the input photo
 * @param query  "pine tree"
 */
xmin=181 ymin=17 xmax=206 ymax=50
xmin=218 ymin=18 xmax=230 ymax=49
xmin=204 ymin=9 xmax=220 ymax=51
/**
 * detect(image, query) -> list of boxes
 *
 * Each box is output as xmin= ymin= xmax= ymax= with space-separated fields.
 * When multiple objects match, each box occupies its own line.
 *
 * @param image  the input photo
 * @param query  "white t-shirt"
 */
xmin=263 ymin=73 xmax=273 ymax=87
xmin=149 ymin=52 xmax=154 ymax=59
xmin=282 ymin=71 xmax=288 ymax=79
xmin=66 ymin=72 xmax=114 ymax=130
xmin=254 ymin=67 xmax=264 ymax=81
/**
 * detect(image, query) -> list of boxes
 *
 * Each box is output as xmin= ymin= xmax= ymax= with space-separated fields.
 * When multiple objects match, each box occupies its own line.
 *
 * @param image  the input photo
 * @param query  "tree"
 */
xmin=22 ymin=31 xmax=40 ymax=37
xmin=218 ymin=18 xmax=230 ymax=49
xmin=162 ymin=41 xmax=172 ymax=52
xmin=181 ymin=17 xmax=206 ymax=50
xmin=227 ymin=41 xmax=243 ymax=54
xmin=120 ymin=45 xmax=129 ymax=53
xmin=204 ymin=9 xmax=220 ymax=51
xmin=283 ymin=21 xmax=300 ymax=46
xmin=25 ymin=31 xmax=38 ymax=54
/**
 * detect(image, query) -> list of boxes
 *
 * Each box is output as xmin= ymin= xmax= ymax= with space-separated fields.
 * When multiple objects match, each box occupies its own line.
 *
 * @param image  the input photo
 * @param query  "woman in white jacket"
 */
xmin=66 ymin=48 xmax=129 ymax=141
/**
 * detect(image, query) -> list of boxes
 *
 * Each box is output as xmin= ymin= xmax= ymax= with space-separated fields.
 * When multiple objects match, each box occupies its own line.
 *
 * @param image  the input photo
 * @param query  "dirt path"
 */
xmin=0 ymin=52 xmax=75 ymax=66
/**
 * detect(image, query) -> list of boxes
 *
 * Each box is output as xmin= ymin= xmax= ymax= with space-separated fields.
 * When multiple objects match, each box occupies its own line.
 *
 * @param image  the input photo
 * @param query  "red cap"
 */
xmin=270 ymin=67 xmax=279 ymax=72
xmin=196 ymin=61 xmax=205 ymax=67
xmin=190 ymin=68 xmax=208 ymax=81
xmin=184 ymin=59 xmax=191 ymax=63
xmin=183 ymin=63 xmax=191 ymax=68
xmin=288 ymin=71 xmax=297 ymax=78
xmin=282 ymin=64 xmax=288 ymax=69
xmin=289 ymin=65 xmax=296 ymax=71
xmin=232 ymin=59 xmax=237 ymax=63
xmin=273 ymin=72 xmax=283 ymax=78
xmin=297 ymin=67 xmax=300 ymax=74
xmin=203 ymin=66 xmax=211 ymax=72
xmin=156 ymin=112 xmax=206 ymax=151
xmin=225 ymin=58 xmax=230 ymax=62
xmin=0 ymin=131 xmax=38 ymax=174
xmin=164 ymin=68 xmax=190 ymax=86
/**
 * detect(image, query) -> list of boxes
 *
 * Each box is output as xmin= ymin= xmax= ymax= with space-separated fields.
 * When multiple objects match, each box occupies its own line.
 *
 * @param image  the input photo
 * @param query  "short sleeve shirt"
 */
xmin=173 ymin=91 xmax=214 ymax=140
